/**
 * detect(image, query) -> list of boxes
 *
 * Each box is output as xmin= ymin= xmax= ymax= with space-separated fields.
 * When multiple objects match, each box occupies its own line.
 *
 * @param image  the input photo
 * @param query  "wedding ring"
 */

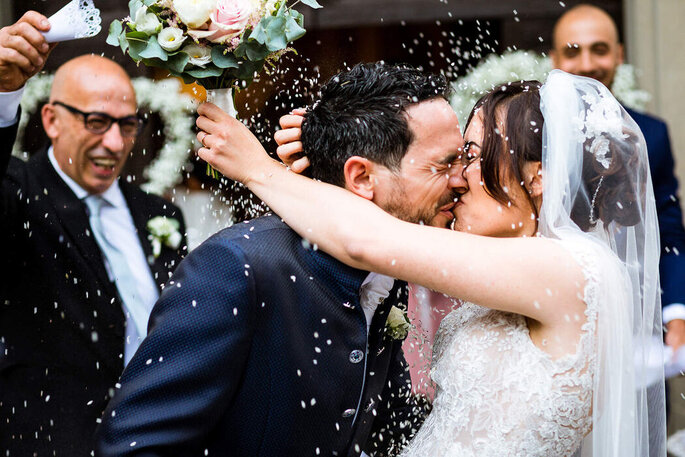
xmin=200 ymin=132 xmax=208 ymax=148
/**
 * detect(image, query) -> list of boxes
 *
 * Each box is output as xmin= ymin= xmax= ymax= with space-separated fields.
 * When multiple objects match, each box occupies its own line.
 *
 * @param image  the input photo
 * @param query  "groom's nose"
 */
xmin=448 ymin=164 xmax=468 ymax=192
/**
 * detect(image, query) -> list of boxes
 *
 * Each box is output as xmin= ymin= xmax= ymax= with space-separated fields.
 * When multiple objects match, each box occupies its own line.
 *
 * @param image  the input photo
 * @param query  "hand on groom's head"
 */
xmin=0 ymin=11 xmax=55 ymax=92
xmin=276 ymin=108 xmax=310 ymax=174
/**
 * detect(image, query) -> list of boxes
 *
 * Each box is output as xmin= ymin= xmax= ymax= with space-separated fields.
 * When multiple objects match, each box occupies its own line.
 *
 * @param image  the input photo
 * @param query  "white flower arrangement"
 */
xmin=11 ymin=74 xmax=197 ymax=197
xmin=386 ymin=305 xmax=411 ymax=340
xmin=449 ymin=50 xmax=651 ymax=128
xmin=147 ymin=215 xmax=183 ymax=257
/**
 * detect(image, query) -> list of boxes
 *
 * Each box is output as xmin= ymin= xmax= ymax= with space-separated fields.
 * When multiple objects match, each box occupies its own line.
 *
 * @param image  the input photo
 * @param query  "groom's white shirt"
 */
xmin=360 ymin=272 xmax=395 ymax=333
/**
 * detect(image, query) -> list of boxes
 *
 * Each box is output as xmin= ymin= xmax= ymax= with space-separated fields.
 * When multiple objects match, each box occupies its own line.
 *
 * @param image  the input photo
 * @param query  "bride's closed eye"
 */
xmin=459 ymin=141 xmax=481 ymax=166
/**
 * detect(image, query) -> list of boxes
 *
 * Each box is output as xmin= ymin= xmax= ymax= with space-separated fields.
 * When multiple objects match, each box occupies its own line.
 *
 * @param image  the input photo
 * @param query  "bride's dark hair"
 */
xmin=465 ymin=80 xmax=644 ymax=232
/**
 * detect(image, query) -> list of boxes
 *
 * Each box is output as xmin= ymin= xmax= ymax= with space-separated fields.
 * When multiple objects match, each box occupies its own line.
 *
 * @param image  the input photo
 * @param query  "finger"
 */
xmin=198 ymin=101 xmax=230 ymax=122
xmin=291 ymin=107 xmax=307 ymax=116
xmin=0 ymin=47 xmax=35 ymax=74
xmin=6 ymin=34 xmax=44 ymax=68
xmin=14 ymin=21 xmax=50 ymax=55
xmin=279 ymin=114 xmax=304 ymax=130
xmin=290 ymin=156 xmax=311 ymax=174
xmin=196 ymin=116 xmax=219 ymax=136
xmin=274 ymin=127 xmax=301 ymax=146
xmin=276 ymin=142 xmax=304 ymax=164
xmin=19 ymin=11 xmax=51 ymax=33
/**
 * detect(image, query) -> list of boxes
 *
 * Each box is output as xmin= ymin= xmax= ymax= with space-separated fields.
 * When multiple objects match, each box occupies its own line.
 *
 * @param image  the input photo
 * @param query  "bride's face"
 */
xmin=451 ymin=112 xmax=539 ymax=237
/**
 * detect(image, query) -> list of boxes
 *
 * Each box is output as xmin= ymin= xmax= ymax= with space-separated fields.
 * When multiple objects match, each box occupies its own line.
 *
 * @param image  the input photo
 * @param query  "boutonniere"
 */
xmin=385 ymin=305 xmax=411 ymax=340
xmin=147 ymin=216 xmax=182 ymax=258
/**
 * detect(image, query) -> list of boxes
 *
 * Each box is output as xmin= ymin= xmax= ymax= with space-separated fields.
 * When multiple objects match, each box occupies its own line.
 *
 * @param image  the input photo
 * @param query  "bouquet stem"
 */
xmin=205 ymin=87 xmax=238 ymax=179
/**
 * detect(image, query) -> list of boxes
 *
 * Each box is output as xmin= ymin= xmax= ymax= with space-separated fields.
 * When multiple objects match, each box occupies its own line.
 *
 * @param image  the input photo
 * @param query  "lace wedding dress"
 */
xmin=400 ymin=238 xmax=598 ymax=457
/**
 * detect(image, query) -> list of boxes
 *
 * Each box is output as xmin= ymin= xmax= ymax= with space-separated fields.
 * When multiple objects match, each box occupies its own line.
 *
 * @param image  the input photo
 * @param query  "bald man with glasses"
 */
xmin=0 ymin=12 xmax=187 ymax=456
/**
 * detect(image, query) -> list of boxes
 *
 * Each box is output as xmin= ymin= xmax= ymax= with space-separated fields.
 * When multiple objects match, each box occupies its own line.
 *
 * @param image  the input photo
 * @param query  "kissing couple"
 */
xmin=97 ymin=63 xmax=665 ymax=457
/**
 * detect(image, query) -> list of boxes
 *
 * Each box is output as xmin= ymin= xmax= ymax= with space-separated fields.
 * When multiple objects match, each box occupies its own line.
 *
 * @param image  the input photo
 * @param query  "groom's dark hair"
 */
xmin=301 ymin=62 xmax=449 ymax=187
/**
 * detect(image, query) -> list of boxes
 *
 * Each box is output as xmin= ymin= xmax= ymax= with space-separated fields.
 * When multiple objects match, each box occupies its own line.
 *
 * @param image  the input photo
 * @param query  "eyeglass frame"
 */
xmin=51 ymin=101 xmax=146 ymax=137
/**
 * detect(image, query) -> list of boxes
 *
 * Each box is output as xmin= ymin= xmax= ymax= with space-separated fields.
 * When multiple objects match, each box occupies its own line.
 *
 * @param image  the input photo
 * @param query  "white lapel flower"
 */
xmin=386 ymin=305 xmax=411 ymax=340
xmin=147 ymin=216 xmax=182 ymax=258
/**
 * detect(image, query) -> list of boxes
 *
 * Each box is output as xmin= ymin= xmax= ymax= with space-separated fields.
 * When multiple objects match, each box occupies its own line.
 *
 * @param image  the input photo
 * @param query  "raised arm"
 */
xmin=197 ymin=104 xmax=585 ymax=326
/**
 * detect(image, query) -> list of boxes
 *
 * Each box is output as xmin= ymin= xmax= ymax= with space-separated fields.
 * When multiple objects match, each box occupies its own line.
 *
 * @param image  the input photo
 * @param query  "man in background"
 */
xmin=0 ymin=12 xmax=187 ymax=456
xmin=551 ymin=4 xmax=685 ymax=350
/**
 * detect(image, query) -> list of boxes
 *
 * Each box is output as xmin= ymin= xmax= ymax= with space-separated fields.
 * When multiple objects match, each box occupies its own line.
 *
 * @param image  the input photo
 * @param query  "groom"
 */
xmin=96 ymin=63 xmax=465 ymax=457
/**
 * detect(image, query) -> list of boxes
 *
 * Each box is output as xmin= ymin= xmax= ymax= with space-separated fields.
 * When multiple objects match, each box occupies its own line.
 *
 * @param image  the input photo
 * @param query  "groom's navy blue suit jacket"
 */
xmin=626 ymin=107 xmax=685 ymax=309
xmin=96 ymin=215 xmax=420 ymax=457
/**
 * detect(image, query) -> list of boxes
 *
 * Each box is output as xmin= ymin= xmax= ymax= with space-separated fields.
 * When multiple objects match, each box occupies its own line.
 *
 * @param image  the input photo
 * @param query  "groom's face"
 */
xmin=374 ymin=98 xmax=464 ymax=228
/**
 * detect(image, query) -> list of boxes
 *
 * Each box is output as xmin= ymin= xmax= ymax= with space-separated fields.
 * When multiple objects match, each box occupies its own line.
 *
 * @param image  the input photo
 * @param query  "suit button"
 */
xmin=349 ymin=350 xmax=364 ymax=363
xmin=342 ymin=408 xmax=356 ymax=418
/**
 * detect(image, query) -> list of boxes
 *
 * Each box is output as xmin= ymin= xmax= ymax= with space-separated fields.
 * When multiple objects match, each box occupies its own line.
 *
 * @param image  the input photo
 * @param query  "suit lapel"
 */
xmin=119 ymin=182 xmax=168 ymax=290
xmin=34 ymin=152 xmax=115 ymax=293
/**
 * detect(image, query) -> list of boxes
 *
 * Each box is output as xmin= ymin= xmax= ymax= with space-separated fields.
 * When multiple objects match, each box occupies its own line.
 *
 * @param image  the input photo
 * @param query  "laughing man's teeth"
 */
xmin=92 ymin=158 xmax=116 ymax=170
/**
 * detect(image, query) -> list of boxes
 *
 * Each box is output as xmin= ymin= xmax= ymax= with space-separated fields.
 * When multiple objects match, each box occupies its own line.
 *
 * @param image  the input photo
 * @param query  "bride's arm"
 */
xmin=197 ymin=104 xmax=585 ymax=325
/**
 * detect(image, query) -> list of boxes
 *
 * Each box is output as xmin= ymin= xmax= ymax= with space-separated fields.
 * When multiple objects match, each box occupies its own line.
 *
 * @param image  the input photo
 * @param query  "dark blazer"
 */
xmin=96 ymin=215 xmax=421 ymax=457
xmin=626 ymin=107 xmax=685 ymax=308
xmin=0 ymin=123 xmax=187 ymax=456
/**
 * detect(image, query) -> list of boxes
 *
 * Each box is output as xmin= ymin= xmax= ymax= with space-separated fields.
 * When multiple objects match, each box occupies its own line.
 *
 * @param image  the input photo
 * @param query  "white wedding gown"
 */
xmin=400 ymin=238 xmax=599 ymax=457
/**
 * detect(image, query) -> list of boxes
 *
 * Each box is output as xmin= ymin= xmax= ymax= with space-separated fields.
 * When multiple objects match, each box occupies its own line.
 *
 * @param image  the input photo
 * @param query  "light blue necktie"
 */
xmin=84 ymin=195 xmax=149 ymax=340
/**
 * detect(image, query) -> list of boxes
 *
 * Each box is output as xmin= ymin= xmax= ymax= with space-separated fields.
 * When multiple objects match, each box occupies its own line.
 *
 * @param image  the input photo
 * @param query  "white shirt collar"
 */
xmin=48 ymin=146 xmax=126 ymax=207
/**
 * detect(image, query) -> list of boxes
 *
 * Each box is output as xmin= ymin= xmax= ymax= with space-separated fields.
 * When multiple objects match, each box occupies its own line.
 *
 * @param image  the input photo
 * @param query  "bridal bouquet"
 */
xmin=108 ymin=0 xmax=321 ymax=176
xmin=107 ymin=0 xmax=320 ymax=89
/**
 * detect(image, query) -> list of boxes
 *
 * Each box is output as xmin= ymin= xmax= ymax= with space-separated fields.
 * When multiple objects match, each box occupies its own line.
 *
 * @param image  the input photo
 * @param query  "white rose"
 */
xmin=183 ymin=43 xmax=213 ymax=67
xmin=173 ymin=0 xmax=217 ymax=28
xmin=158 ymin=27 xmax=187 ymax=52
xmin=133 ymin=6 xmax=162 ymax=35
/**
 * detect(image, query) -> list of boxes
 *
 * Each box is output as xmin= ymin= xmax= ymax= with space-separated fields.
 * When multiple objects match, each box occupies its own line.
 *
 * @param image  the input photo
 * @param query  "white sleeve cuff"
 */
xmin=0 ymin=87 xmax=24 ymax=127
xmin=663 ymin=303 xmax=685 ymax=324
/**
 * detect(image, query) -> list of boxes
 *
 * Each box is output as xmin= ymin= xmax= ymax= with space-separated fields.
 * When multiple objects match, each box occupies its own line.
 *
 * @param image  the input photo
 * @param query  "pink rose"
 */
xmin=207 ymin=0 xmax=258 ymax=44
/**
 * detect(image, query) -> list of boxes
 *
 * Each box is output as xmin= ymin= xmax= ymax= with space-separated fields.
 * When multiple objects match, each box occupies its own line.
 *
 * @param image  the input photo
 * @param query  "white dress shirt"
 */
xmin=47 ymin=148 xmax=159 ymax=365
xmin=359 ymin=272 xmax=395 ymax=334
xmin=0 ymin=87 xmax=24 ymax=127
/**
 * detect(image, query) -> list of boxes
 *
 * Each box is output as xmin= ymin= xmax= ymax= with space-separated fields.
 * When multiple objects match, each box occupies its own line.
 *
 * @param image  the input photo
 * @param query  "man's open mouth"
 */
xmin=91 ymin=158 xmax=117 ymax=171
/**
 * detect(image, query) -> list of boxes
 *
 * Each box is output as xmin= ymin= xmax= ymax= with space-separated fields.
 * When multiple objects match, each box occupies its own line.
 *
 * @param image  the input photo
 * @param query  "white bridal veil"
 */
xmin=539 ymin=70 xmax=665 ymax=456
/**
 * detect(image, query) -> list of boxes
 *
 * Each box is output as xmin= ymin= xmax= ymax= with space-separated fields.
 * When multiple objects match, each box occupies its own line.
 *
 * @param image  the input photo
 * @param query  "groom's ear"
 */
xmin=343 ymin=156 xmax=377 ymax=200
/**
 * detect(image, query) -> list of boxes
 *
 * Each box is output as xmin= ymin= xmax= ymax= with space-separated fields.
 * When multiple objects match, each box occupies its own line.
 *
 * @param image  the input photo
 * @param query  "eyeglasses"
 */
xmin=52 ymin=101 xmax=145 ymax=137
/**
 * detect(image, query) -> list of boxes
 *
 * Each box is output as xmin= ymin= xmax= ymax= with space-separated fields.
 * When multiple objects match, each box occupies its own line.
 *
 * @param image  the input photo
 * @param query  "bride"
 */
xmin=196 ymin=69 xmax=665 ymax=456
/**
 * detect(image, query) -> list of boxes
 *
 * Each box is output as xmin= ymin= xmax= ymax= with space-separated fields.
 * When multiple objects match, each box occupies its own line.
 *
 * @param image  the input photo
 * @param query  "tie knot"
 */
xmin=84 ymin=194 xmax=106 ymax=217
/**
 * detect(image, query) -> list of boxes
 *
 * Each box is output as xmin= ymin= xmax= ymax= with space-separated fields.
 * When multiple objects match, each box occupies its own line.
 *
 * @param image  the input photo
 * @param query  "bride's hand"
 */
xmin=275 ymin=108 xmax=310 ymax=174
xmin=196 ymin=102 xmax=271 ymax=184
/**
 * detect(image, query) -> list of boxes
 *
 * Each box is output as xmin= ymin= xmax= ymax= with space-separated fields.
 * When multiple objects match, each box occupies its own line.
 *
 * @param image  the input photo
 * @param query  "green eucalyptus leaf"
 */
xmin=211 ymin=47 xmax=240 ymax=69
xmin=284 ymin=15 xmax=306 ymax=42
xmin=299 ymin=0 xmax=323 ymax=9
xmin=245 ymin=41 xmax=271 ymax=61
xmin=128 ymin=38 xmax=148 ymax=60
xmin=128 ymin=0 xmax=144 ymax=18
xmin=166 ymin=53 xmax=190 ymax=73
xmin=139 ymin=36 xmax=168 ymax=61
xmin=107 ymin=21 xmax=123 ymax=47
xmin=126 ymin=30 xmax=150 ymax=40
xmin=233 ymin=42 xmax=247 ymax=58
xmin=265 ymin=16 xmax=287 ymax=51
xmin=250 ymin=18 xmax=268 ymax=45
xmin=186 ymin=65 xmax=225 ymax=79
